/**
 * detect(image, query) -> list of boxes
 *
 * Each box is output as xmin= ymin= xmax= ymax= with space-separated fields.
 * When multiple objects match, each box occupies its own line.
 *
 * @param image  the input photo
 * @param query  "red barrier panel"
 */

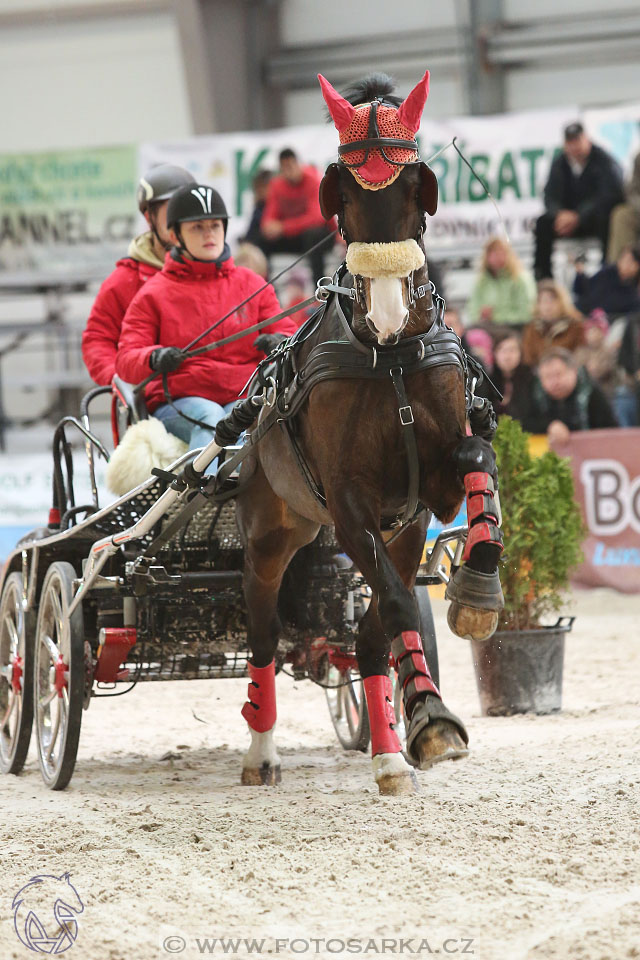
xmin=551 ymin=428 xmax=640 ymax=594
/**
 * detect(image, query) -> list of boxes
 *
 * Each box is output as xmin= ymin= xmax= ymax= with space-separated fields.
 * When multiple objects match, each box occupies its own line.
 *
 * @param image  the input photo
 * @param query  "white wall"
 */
xmin=0 ymin=9 xmax=191 ymax=153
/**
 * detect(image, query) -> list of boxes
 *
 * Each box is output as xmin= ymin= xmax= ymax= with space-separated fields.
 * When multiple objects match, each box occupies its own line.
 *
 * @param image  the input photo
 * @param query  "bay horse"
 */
xmin=235 ymin=70 xmax=503 ymax=795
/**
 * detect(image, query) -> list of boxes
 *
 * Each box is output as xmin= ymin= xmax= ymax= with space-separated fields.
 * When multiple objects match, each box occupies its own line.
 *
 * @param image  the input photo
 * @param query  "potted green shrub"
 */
xmin=469 ymin=416 xmax=585 ymax=715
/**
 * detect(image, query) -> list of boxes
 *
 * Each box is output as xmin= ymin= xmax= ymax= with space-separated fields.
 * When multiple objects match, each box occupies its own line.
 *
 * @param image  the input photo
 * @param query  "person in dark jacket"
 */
xmin=533 ymin=122 xmax=624 ymax=280
xmin=573 ymin=245 xmax=640 ymax=318
xmin=523 ymin=347 xmax=618 ymax=442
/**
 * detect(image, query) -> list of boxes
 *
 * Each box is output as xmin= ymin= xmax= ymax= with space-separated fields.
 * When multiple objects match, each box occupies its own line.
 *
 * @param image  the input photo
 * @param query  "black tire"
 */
xmin=324 ymin=660 xmax=370 ymax=752
xmin=0 ymin=573 xmax=35 ymax=775
xmin=414 ymin=585 xmax=440 ymax=688
xmin=33 ymin=562 xmax=84 ymax=790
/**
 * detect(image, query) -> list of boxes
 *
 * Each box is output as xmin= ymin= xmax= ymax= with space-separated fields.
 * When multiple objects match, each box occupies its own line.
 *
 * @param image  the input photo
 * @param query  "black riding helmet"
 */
xmin=137 ymin=164 xmax=197 ymax=214
xmin=167 ymin=184 xmax=230 ymax=230
xmin=167 ymin=184 xmax=230 ymax=261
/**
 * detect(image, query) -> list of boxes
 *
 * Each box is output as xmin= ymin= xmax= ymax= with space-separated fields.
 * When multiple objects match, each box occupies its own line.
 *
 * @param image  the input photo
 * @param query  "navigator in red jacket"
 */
xmin=116 ymin=252 xmax=294 ymax=413
xmin=82 ymin=233 xmax=162 ymax=386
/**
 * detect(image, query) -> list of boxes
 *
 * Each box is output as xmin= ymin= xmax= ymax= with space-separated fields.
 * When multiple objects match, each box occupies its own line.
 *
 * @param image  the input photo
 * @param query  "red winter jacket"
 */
xmin=116 ymin=253 xmax=294 ymax=413
xmin=261 ymin=166 xmax=328 ymax=237
xmin=82 ymin=236 xmax=162 ymax=385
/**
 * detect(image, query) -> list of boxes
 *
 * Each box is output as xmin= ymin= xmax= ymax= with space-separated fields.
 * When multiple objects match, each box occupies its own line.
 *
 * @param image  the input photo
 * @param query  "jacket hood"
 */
xmin=128 ymin=231 xmax=165 ymax=270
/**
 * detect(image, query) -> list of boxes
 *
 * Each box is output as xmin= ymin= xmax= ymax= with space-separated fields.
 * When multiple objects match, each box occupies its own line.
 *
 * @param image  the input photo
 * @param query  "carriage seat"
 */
xmin=112 ymin=375 xmax=149 ymax=424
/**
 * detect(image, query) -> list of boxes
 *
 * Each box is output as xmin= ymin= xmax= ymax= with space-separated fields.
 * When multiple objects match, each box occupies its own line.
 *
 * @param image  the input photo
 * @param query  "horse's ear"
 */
xmin=418 ymin=162 xmax=438 ymax=216
xmin=319 ymin=163 xmax=342 ymax=219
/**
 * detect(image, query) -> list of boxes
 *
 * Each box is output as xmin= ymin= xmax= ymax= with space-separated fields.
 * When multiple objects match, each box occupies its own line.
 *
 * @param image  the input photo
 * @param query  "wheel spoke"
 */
xmin=39 ymin=688 xmax=57 ymax=710
xmin=6 ymin=617 xmax=19 ymax=660
xmin=1 ymin=691 xmax=16 ymax=731
xmin=50 ymin=590 xmax=64 ymax=634
xmin=43 ymin=633 xmax=60 ymax=663
xmin=45 ymin=703 xmax=61 ymax=762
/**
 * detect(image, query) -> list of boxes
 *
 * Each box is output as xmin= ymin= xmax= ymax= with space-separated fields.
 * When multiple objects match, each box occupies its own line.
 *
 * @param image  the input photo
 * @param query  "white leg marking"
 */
xmin=242 ymin=727 xmax=280 ymax=771
xmin=372 ymin=751 xmax=414 ymax=782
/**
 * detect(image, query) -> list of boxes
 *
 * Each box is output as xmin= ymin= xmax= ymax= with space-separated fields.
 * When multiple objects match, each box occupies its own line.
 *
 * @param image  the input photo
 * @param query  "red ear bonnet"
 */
xmin=318 ymin=70 xmax=430 ymax=187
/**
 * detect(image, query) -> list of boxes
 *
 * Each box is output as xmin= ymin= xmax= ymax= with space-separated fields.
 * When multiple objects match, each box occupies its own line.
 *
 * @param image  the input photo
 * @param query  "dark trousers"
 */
xmin=257 ymin=225 xmax=334 ymax=283
xmin=533 ymin=211 xmax=610 ymax=280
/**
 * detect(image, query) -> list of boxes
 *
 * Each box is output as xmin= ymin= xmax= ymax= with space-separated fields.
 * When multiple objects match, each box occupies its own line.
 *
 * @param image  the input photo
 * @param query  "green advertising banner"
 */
xmin=0 ymin=144 xmax=138 ymax=277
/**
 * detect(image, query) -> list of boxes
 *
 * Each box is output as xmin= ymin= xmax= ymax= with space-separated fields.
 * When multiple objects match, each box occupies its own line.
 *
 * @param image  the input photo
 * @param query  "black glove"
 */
xmin=254 ymin=332 xmax=287 ymax=356
xmin=149 ymin=346 xmax=185 ymax=373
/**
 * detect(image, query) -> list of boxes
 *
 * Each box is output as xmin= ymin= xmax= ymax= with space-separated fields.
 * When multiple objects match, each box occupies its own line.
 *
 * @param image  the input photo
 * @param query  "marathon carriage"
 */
xmin=0 ymin=374 xmax=466 ymax=791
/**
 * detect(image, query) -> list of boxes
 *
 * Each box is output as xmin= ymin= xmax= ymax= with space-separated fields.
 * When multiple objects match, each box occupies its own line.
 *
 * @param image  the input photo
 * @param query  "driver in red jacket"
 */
xmin=116 ymin=184 xmax=296 ymax=451
xmin=82 ymin=164 xmax=196 ymax=385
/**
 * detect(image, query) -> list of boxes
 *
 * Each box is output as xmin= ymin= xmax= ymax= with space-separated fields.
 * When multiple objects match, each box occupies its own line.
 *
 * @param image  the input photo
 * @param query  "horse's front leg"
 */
xmin=331 ymin=492 xmax=467 ymax=794
xmin=236 ymin=458 xmax=319 ymax=786
xmin=445 ymin=435 xmax=505 ymax=641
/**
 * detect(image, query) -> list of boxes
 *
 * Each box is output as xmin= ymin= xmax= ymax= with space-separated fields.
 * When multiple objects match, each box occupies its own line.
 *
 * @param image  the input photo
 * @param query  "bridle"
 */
xmin=338 ymin=98 xmax=421 ymax=169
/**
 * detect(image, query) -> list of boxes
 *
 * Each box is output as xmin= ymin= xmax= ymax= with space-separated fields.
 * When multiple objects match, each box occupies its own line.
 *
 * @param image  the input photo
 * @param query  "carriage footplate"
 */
xmin=94 ymin=627 xmax=137 ymax=683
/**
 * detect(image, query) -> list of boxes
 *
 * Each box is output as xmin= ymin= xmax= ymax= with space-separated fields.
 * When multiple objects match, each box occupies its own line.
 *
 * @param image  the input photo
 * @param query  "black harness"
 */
xmin=225 ymin=266 xmax=475 ymax=531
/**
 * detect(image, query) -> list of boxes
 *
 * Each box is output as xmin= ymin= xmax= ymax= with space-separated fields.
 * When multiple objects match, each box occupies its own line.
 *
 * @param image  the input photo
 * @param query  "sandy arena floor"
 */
xmin=1 ymin=588 xmax=638 ymax=960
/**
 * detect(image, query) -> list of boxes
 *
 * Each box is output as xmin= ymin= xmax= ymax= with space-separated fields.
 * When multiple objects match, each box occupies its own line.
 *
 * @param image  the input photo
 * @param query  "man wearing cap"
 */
xmin=82 ymin=164 xmax=196 ymax=385
xmin=533 ymin=122 xmax=624 ymax=280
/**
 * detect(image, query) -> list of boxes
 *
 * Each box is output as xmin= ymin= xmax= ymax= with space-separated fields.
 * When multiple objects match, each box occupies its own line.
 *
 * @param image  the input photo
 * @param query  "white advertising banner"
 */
xmin=140 ymin=102 xmax=640 ymax=256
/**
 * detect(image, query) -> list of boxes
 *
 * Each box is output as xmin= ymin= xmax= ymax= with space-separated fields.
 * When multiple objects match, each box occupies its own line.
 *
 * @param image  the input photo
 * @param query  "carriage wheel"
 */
xmin=392 ymin=586 xmax=440 ymax=741
xmin=34 ymin=562 xmax=84 ymax=790
xmin=0 ymin=573 xmax=35 ymax=775
xmin=324 ymin=662 xmax=370 ymax=752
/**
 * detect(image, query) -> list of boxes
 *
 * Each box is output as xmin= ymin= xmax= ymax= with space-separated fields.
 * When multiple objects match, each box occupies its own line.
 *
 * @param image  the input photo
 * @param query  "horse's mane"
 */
xmin=327 ymin=73 xmax=402 ymax=116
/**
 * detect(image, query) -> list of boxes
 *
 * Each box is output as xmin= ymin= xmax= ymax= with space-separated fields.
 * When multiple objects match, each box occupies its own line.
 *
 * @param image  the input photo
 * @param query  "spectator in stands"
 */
xmin=608 ymin=150 xmax=640 ymax=262
xmin=573 ymin=245 xmax=640 ymax=319
xmin=533 ymin=122 xmax=624 ymax=280
xmin=116 ymin=185 xmax=296 ymax=452
xmin=523 ymin=348 xmax=618 ymax=442
xmin=258 ymin=148 xmax=334 ymax=282
xmin=234 ymin=242 xmax=268 ymax=279
xmin=617 ymin=312 xmax=640 ymax=425
xmin=522 ymin=280 xmax=585 ymax=366
xmin=467 ymin=236 xmax=535 ymax=328
xmin=464 ymin=327 xmax=494 ymax=373
xmin=240 ymin=169 xmax=273 ymax=248
xmin=82 ymin=164 xmax=196 ymax=386
xmin=490 ymin=331 xmax=533 ymax=423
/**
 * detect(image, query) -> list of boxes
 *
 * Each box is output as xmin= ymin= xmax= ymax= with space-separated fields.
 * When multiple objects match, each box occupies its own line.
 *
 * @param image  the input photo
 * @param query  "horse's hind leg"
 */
xmin=236 ymin=460 xmax=319 ymax=786
xmin=445 ymin=435 xmax=505 ymax=641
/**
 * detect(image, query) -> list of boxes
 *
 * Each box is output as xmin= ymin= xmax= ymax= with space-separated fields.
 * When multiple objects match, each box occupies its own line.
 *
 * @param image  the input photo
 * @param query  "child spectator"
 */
xmin=490 ymin=331 xmax=533 ymax=423
xmin=467 ymin=236 xmax=534 ymax=328
xmin=522 ymin=280 xmax=585 ymax=366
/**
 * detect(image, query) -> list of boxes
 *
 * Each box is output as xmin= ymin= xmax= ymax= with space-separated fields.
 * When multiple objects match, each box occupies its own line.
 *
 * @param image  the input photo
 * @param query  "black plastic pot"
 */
xmin=470 ymin=617 xmax=574 ymax=716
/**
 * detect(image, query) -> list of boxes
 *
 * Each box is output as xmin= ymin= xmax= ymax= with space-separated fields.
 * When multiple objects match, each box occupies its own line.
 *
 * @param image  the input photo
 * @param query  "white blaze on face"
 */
xmin=367 ymin=277 xmax=408 ymax=344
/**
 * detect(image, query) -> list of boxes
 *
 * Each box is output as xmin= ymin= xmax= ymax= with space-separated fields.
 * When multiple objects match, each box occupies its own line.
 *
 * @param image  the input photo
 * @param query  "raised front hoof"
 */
xmin=372 ymin=752 xmax=419 ymax=796
xmin=412 ymin=719 xmax=469 ymax=770
xmin=447 ymin=600 xmax=499 ymax=641
xmin=241 ymin=763 xmax=282 ymax=786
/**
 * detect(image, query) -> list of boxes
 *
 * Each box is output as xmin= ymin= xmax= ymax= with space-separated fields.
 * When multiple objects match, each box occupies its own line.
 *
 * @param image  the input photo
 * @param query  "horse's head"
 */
xmin=318 ymin=71 xmax=438 ymax=345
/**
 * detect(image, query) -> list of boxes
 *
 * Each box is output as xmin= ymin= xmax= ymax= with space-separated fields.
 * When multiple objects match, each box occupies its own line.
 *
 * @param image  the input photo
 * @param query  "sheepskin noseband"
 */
xmin=346 ymin=239 xmax=425 ymax=279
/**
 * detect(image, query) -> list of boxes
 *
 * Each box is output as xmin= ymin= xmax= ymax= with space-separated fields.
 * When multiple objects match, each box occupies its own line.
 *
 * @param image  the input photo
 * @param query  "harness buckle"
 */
xmin=399 ymin=404 xmax=414 ymax=426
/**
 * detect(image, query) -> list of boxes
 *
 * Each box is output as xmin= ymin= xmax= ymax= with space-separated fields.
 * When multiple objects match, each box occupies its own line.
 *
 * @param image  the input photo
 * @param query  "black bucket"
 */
xmin=470 ymin=617 xmax=574 ymax=716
